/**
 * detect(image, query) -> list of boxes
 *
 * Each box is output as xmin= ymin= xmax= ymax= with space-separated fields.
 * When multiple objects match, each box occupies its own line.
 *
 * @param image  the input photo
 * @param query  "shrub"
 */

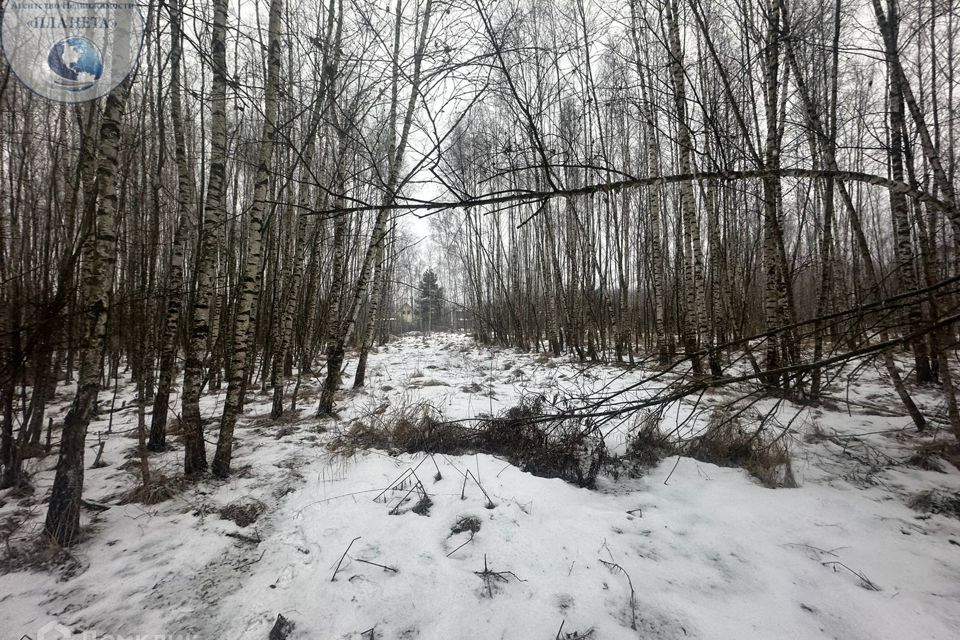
xmin=330 ymin=395 xmax=607 ymax=487
xmin=625 ymin=409 xmax=674 ymax=468
xmin=330 ymin=400 xmax=475 ymax=457
xmin=683 ymin=407 xmax=796 ymax=488
xmin=908 ymin=490 xmax=960 ymax=518
xmin=219 ymin=497 xmax=267 ymax=527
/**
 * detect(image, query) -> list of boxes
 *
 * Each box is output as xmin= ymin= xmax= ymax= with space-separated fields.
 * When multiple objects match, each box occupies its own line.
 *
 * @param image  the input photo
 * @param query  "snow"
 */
xmin=3 ymin=333 xmax=960 ymax=639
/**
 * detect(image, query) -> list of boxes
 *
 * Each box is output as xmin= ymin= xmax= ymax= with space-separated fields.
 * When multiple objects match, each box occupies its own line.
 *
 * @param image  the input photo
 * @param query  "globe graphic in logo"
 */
xmin=47 ymin=36 xmax=103 ymax=92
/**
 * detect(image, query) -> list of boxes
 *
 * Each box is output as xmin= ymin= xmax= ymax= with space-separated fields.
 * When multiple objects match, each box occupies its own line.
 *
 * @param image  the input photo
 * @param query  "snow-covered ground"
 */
xmin=3 ymin=333 xmax=960 ymax=639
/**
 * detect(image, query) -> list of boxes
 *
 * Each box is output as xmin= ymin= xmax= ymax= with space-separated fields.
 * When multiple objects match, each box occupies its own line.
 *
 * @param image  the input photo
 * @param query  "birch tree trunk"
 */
xmin=44 ymin=80 xmax=131 ymax=546
xmin=665 ymin=0 xmax=705 ymax=375
xmin=761 ymin=0 xmax=784 ymax=385
xmin=318 ymin=0 xmax=434 ymax=415
xmin=881 ymin=0 xmax=933 ymax=384
xmin=641 ymin=88 xmax=667 ymax=365
xmin=352 ymin=238 xmax=387 ymax=388
xmin=872 ymin=0 xmax=959 ymax=222
xmin=212 ymin=0 xmax=283 ymax=477
xmin=810 ymin=0 xmax=842 ymax=398
xmin=180 ymin=0 xmax=229 ymax=474
xmin=270 ymin=0 xmax=342 ymax=418
xmin=149 ymin=0 xmax=196 ymax=449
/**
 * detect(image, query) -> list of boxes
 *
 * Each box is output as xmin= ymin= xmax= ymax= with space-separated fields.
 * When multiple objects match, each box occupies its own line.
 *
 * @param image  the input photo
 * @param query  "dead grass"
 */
xmin=0 ymin=521 xmax=84 ymax=577
xmin=682 ymin=407 xmax=796 ymax=488
xmin=908 ymin=490 xmax=960 ymax=519
xmin=625 ymin=410 xmax=674 ymax=469
xmin=331 ymin=400 xmax=476 ymax=457
xmin=119 ymin=474 xmax=188 ymax=506
xmin=480 ymin=396 xmax=607 ymax=487
xmin=333 ymin=395 xmax=798 ymax=489
xmin=451 ymin=515 xmax=482 ymax=535
xmin=411 ymin=378 xmax=450 ymax=388
xmin=330 ymin=396 xmax=607 ymax=487
xmin=219 ymin=497 xmax=268 ymax=527
xmin=905 ymin=441 xmax=960 ymax=473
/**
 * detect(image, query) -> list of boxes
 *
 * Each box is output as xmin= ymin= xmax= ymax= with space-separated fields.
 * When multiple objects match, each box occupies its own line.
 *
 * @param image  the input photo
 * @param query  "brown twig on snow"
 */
xmin=374 ymin=461 xmax=425 ymax=503
xmin=225 ymin=530 xmax=261 ymax=545
xmin=446 ymin=532 xmax=475 ymax=557
xmin=80 ymin=498 xmax=111 ymax=512
xmin=663 ymin=455 xmax=682 ymax=485
xmin=354 ymin=557 xmax=398 ymax=573
xmin=821 ymin=561 xmax=881 ymax=591
xmin=331 ymin=536 xmax=361 ymax=582
xmin=599 ymin=558 xmax=638 ymax=630
xmin=473 ymin=554 xmax=526 ymax=598
xmin=233 ymin=550 xmax=265 ymax=570
xmin=388 ymin=472 xmax=429 ymax=515
xmin=554 ymin=619 xmax=597 ymax=640
xmin=465 ymin=470 xmax=495 ymax=508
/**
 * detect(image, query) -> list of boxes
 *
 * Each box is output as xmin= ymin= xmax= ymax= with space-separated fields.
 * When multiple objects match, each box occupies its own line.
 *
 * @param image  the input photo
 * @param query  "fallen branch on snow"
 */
xmin=599 ymin=558 xmax=638 ymax=630
xmin=331 ymin=536 xmax=361 ymax=582
xmin=474 ymin=554 xmax=525 ymax=598
xmin=821 ymin=561 xmax=881 ymax=591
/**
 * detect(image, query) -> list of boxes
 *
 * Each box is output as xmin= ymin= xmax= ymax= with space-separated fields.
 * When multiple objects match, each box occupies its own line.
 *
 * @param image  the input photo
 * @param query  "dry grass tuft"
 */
xmin=219 ymin=497 xmax=268 ymax=527
xmin=0 ymin=523 xmax=84 ymax=577
xmin=908 ymin=490 xmax=960 ymax=519
xmin=119 ymin=474 xmax=188 ymax=505
xmin=330 ymin=396 xmax=607 ymax=487
xmin=683 ymin=407 xmax=796 ymax=488
xmin=330 ymin=400 xmax=475 ymax=457
xmin=905 ymin=441 xmax=960 ymax=473
xmin=451 ymin=515 xmax=482 ymax=535
xmin=411 ymin=378 xmax=450 ymax=388
xmin=480 ymin=396 xmax=607 ymax=487
xmin=625 ymin=409 xmax=674 ymax=469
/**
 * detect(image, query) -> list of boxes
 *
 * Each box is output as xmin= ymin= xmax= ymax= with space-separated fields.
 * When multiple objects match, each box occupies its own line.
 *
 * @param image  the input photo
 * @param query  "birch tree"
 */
xmin=45 ymin=80 xmax=132 ymax=545
xmin=318 ymin=0 xmax=436 ymax=415
xmin=180 ymin=0 xmax=230 ymax=474
xmin=212 ymin=0 xmax=284 ymax=477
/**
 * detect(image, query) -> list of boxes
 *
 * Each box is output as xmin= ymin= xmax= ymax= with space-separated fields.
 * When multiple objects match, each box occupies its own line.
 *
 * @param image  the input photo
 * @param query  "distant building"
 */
xmin=398 ymin=302 xmax=414 ymax=324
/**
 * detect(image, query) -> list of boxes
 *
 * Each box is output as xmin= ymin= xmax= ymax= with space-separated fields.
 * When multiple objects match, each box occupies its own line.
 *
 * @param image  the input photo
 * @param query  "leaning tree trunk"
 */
xmin=872 ymin=0 xmax=959 ymax=224
xmin=211 ymin=0 xmax=283 ymax=477
xmin=882 ymin=0 xmax=933 ymax=384
xmin=44 ymin=80 xmax=130 ymax=546
xmin=180 ymin=0 xmax=229 ymax=475
xmin=353 ymin=239 xmax=387 ymax=388
xmin=780 ymin=0 xmax=925 ymax=428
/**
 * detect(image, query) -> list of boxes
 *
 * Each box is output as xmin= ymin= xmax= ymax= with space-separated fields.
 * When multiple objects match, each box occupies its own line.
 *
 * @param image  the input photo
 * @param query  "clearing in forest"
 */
xmin=2 ymin=334 xmax=960 ymax=639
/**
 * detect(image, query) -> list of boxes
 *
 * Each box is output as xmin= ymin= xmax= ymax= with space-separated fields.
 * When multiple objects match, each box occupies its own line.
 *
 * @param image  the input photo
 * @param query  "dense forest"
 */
xmin=2 ymin=1 xmax=960 ymax=634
